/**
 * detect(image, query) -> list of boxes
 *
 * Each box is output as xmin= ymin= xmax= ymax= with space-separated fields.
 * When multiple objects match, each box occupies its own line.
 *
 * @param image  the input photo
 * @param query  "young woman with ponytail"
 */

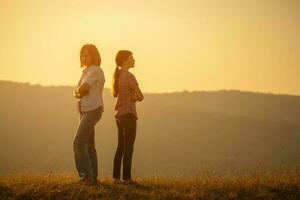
xmin=112 ymin=50 xmax=144 ymax=184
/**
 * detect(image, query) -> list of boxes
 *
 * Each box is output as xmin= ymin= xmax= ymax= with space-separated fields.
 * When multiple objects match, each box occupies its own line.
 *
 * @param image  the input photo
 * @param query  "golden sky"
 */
xmin=0 ymin=0 xmax=299 ymax=94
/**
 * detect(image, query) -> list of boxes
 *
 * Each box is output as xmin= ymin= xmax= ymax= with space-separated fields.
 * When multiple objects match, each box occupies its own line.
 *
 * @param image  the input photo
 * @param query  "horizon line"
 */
xmin=0 ymin=79 xmax=299 ymax=97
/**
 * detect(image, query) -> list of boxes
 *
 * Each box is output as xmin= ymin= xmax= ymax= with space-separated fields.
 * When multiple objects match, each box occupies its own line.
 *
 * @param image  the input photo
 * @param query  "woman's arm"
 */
xmin=74 ymin=83 xmax=90 ymax=98
xmin=128 ymin=73 xmax=144 ymax=102
xmin=74 ymin=67 xmax=103 ymax=99
xmin=132 ymin=85 xmax=144 ymax=102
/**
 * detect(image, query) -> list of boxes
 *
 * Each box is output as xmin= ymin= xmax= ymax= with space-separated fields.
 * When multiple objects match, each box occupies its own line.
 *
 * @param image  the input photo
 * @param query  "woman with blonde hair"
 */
xmin=112 ymin=50 xmax=144 ymax=184
xmin=73 ymin=44 xmax=105 ymax=185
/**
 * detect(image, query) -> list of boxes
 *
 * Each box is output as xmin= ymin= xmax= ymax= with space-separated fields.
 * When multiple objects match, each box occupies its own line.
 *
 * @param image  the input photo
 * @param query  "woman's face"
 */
xmin=126 ymin=55 xmax=135 ymax=68
xmin=80 ymin=49 xmax=92 ymax=67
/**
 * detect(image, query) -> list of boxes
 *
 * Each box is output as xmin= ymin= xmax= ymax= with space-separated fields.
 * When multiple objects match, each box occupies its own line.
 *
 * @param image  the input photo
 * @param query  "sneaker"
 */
xmin=122 ymin=179 xmax=138 ymax=185
xmin=77 ymin=177 xmax=100 ymax=186
xmin=76 ymin=177 xmax=89 ymax=184
xmin=87 ymin=178 xmax=100 ymax=186
xmin=113 ymin=179 xmax=122 ymax=184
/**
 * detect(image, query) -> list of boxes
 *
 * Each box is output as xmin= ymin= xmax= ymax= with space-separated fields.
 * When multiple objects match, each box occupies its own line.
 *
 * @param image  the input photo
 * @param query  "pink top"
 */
xmin=115 ymin=69 xmax=139 ymax=119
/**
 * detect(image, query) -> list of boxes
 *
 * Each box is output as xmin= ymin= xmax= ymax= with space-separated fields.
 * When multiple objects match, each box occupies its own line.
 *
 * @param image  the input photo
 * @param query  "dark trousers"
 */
xmin=73 ymin=106 xmax=102 ymax=181
xmin=113 ymin=113 xmax=137 ymax=180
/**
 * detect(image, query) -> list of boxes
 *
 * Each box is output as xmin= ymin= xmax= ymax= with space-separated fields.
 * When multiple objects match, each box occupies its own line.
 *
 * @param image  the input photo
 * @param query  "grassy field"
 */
xmin=0 ymin=169 xmax=299 ymax=200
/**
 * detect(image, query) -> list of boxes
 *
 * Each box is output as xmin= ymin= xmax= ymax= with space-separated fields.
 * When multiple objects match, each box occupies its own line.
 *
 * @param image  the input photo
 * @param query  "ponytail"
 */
xmin=112 ymin=66 xmax=121 ymax=97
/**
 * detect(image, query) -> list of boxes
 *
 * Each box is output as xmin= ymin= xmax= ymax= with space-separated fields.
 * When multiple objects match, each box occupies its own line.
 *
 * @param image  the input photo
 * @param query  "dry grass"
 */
xmin=0 ymin=169 xmax=299 ymax=200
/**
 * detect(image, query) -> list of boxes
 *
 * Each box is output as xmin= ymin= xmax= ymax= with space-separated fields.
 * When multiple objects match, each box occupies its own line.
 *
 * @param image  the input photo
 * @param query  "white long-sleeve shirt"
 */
xmin=77 ymin=65 xmax=105 ymax=112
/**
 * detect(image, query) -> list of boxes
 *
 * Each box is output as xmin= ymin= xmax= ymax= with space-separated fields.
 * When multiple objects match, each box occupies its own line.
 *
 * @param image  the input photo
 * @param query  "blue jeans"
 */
xmin=73 ymin=106 xmax=102 ymax=181
xmin=113 ymin=113 xmax=137 ymax=180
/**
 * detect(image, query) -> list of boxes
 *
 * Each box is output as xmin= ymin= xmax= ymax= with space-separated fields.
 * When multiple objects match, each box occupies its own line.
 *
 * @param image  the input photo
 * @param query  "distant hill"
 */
xmin=0 ymin=80 xmax=299 ymax=177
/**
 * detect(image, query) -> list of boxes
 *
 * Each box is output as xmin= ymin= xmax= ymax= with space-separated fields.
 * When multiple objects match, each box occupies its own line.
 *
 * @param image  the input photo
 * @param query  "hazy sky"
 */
xmin=0 ymin=0 xmax=299 ymax=94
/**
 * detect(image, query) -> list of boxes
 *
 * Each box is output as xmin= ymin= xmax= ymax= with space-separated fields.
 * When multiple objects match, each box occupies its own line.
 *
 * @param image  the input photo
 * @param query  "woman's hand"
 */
xmin=132 ymin=86 xmax=144 ymax=102
xmin=74 ymin=83 xmax=90 ymax=98
xmin=74 ymin=90 xmax=82 ymax=99
xmin=132 ymin=94 xmax=138 ymax=102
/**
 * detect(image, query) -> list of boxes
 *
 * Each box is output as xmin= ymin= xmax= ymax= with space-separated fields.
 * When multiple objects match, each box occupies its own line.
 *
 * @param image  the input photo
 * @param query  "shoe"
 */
xmin=76 ymin=177 xmax=89 ymax=184
xmin=113 ymin=179 xmax=122 ymax=184
xmin=87 ymin=177 xmax=100 ymax=186
xmin=77 ymin=177 xmax=100 ymax=186
xmin=122 ymin=179 xmax=138 ymax=185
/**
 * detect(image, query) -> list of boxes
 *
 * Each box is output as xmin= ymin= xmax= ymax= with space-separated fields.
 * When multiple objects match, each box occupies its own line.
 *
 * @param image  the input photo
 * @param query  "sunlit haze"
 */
xmin=1 ymin=0 xmax=299 ymax=94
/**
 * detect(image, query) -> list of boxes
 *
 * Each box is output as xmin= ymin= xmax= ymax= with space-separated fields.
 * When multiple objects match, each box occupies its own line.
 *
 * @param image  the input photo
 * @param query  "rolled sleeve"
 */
xmin=85 ymin=68 xmax=101 ymax=86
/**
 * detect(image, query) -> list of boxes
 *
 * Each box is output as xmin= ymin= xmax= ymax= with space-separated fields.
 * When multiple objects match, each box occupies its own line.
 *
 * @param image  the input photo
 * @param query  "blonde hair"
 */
xmin=80 ymin=44 xmax=101 ymax=67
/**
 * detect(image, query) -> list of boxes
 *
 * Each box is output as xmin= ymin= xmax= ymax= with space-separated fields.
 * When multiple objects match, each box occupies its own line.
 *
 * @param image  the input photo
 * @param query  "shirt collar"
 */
xmin=83 ymin=65 xmax=97 ymax=73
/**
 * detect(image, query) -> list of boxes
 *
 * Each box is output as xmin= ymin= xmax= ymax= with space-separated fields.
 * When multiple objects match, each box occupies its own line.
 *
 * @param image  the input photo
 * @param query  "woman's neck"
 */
xmin=121 ymin=66 xmax=129 ymax=71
